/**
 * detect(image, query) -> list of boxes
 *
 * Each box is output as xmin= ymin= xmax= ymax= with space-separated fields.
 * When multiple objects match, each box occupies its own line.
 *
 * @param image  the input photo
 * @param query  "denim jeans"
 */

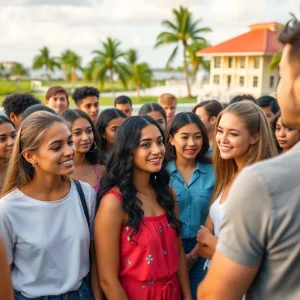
xmin=14 ymin=278 xmax=92 ymax=300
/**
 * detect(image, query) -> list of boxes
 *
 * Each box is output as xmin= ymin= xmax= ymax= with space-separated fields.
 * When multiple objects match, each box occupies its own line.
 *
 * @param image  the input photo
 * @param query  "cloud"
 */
xmin=0 ymin=0 xmax=298 ymax=68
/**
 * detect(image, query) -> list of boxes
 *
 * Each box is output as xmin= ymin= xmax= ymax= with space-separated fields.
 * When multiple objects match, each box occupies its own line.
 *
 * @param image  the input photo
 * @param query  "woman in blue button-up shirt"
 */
xmin=166 ymin=112 xmax=215 ymax=299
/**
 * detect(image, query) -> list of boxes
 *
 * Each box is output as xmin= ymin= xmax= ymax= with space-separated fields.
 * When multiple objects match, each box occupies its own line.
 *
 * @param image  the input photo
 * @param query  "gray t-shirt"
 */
xmin=0 ymin=180 xmax=96 ymax=298
xmin=217 ymin=142 xmax=300 ymax=300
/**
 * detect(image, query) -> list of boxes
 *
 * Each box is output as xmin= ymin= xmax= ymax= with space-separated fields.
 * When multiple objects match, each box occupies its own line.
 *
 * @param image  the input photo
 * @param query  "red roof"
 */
xmin=197 ymin=22 xmax=283 ymax=56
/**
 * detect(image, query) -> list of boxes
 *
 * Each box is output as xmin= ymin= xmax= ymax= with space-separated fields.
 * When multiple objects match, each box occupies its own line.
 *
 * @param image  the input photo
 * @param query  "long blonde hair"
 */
xmin=1 ymin=111 xmax=66 ymax=197
xmin=211 ymin=102 xmax=278 ymax=201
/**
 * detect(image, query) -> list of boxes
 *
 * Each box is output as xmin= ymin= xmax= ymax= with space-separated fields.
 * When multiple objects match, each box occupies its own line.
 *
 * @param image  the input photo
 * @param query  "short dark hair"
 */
xmin=72 ymin=86 xmax=100 ymax=106
xmin=257 ymin=96 xmax=280 ymax=114
xmin=192 ymin=100 xmax=223 ymax=118
xmin=230 ymin=94 xmax=256 ymax=104
xmin=3 ymin=93 xmax=40 ymax=117
xmin=23 ymin=104 xmax=56 ymax=120
xmin=138 ymin=103 xmax=167 ymax=123
xmin=95 ymin=108 xmax=127 ymax=152
xmin=114 ymin=95 xmax=132 ymax=107
xmin=62 ymin=109 xmax=105 ymax=165
xmin=165 ymin=112 xmax=211 ymax=163
xmin=278 ymin=20 xmax=300 ymax=61
xmin=45 ymin=86 xmax=69 ymax=101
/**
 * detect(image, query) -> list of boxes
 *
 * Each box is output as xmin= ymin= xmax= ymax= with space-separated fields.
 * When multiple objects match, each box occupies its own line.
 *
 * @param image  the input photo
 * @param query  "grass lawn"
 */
xmin=0 ymin=79 xmax=197 ymax=107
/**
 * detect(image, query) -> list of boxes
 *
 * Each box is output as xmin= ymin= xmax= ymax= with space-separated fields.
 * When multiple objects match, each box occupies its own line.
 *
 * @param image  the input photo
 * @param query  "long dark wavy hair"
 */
xmin=62 ymin=109 xmax=106 ymax=165
xmin=165 ymin=112 xmax=211 ymax=163
xmin=98 ymin=116 xmax=183 ymax=241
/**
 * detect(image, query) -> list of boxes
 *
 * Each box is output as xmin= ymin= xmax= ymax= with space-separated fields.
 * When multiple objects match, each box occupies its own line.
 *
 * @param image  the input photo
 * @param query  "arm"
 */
xmin=177 ymin=239 xmax=193 ymax=300
xmin=94 ymin=193 xmax=128 ymax=300
xmin=97 ymin=164 xmax=106 ymax=180
xmin=197 ymin=251 xmax=258 ymax=300
xmin=197 ymin=216 xmax=217 ymax=259
xmin=0 ymin=238 xmax=13 ymax=300
xmin=198 ymin=169 xmax=271 ymax=299
xmin=90 ymin=241 xmax=104 ymax=300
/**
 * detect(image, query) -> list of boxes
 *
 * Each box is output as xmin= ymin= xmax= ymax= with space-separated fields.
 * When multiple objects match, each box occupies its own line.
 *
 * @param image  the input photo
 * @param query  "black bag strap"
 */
xmin=74 ymin=180 xmax=90 ymax=228
xmin=74 ymin=180 xmax=92 ymax=282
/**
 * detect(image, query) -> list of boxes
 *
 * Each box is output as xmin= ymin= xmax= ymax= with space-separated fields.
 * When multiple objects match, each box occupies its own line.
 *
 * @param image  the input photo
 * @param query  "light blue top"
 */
xmin=167 ymin=161 xmax=215 ymax=239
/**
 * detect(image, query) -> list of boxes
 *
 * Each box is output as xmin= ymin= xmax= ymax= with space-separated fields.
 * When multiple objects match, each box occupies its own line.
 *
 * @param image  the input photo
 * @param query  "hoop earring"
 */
xmin=89 ymin=141 xmax=98 ymax=153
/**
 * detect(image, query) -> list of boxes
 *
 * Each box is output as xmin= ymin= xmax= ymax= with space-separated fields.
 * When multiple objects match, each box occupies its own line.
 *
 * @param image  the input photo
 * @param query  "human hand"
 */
xmin=196 ymin=226 xmax=212 ymax=245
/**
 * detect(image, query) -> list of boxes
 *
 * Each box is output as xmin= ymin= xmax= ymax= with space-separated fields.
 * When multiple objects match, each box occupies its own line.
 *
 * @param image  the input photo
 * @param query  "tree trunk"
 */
xmin=136 ymin=82 xmax=141 ymax=103
xmin=45 ymin=66 xmax=50 ymax=86
xmin=183 ymin=43 xmax=192 ymax=97
xmin=110 ymin=69 xmax=115 ymax=100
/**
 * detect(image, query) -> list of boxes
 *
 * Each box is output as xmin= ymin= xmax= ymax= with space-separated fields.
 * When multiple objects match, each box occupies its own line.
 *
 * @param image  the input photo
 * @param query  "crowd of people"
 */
xmin=0 ymin=20 xmax=300 ymax=300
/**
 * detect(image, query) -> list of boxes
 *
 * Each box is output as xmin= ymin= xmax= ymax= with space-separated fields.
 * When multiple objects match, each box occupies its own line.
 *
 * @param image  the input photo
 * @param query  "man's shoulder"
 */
xmin=244 ymin=144 xmax=300 ymax=195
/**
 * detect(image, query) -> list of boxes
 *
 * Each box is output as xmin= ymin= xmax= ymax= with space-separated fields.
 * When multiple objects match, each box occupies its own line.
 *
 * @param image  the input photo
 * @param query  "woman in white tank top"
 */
xmin=196 ymin=102 xmax=278 ymax=269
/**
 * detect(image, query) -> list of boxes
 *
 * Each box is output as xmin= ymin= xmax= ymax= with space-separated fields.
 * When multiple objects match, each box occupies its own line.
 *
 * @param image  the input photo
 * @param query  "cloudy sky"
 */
xmin=0 ymin=0 xmax=298 ymax=69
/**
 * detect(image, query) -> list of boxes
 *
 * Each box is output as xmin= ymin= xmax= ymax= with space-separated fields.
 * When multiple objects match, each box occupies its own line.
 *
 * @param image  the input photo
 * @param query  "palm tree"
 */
xmin=60 ymin=49 xmax=82 ymax=81
xmin=155 ymin=5 xmax=211 ymax=97
xmin=10 ymin=63 xmax=29 ymax=78
xmin=32 ymin=46 xmax=60 ymax=84
xmin=91 ymin=37 xmax=131 ymax=98
xmin=186 ymin=40 xmax=210 ymax=83
xmin=132 ymin=63 xmax=153 ymax=102
xmin=127 ymin=48 xmax=139 ymax=66
xmin=0 ymin=63 xmax=5 ymax=78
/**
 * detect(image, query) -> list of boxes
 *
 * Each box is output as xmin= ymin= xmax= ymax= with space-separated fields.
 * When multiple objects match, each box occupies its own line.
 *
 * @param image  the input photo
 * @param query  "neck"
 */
xmin=73 ymin=152 xmax=87 ymax=166
xmin=106 ymin=143 xmax=113 ymax=154
xmin=234 ymin=157 xmax=245 ymax=171
xmin=0 ymin=158 xmax=8 ymax=169
xmin=133 ymin=169 xmax=151 ymax=193
xmin=175 ymin=155 xmax=197 ymax=169
xmin=29 ymin=172 xmax=67 ymax=193
xmin=206 ymin=128 xmax=214 ymax=147
xmin=282 ymin=147 xmax=291 ymax=154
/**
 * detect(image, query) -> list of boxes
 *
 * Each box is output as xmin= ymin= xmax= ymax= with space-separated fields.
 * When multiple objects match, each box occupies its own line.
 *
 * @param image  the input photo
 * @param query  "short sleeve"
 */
xmin=217 ymin=168 xmax=271 ymax=267
xmin=0 ymin=203 xmax=15 ymax=264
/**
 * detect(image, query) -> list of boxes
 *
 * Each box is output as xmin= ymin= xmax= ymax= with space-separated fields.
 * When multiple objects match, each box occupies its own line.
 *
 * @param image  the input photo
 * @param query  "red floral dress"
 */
xmin=106 ymin=190 xmax=181 ymax=300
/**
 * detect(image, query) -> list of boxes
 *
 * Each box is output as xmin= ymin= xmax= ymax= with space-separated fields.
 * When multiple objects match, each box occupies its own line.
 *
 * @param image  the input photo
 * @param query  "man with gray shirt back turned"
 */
xmin=197 ymin=20 xmax=300 ymax=300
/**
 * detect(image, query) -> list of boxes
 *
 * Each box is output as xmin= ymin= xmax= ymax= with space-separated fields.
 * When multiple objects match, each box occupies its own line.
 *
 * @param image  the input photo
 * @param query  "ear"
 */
xmin=75 ymin=105 xmax=80 ymax=109
xmin=209 ymin=116 xmax=217 ymax=126
xmin=169 ymin=136 xmax=175 ymax=146
xmin=22 ymin=150 xmax=36 ymax=166
xmin=9 ymin=112 xmax=17 ymax=124
xmin=45 ymin=99 xmax=49 ymax=105
xmin=251 ymin=132 xmax=260 ymax=145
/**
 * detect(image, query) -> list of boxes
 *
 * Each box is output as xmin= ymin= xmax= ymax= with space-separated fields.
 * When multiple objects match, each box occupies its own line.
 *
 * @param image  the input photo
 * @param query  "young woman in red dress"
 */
xmin=94 ymin=116 xmax=192 ymax=300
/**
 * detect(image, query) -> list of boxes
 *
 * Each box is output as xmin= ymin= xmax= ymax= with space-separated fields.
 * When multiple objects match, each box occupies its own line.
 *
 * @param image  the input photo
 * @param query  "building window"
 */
xmin=213 ymin=75 xmax=220 ymax=85
xmin=228 ymin=57 xmax=233 ymax=68
xmin=227 ymin=75 xmax=232 ymax=87
xmin=214 ymin=57 xmax=221 ymax=68
xmin=240 ymin=57 xmax=246 ymax=68
xmin=254 ymin=57 xmax=260 ymax=68
xmin=269 ymin=76 xmax=275 ymax=88
xmin=239 ymin=76 xmax=245 ymax=86
xmin=253 ymin=76 xmax=258 ymax=87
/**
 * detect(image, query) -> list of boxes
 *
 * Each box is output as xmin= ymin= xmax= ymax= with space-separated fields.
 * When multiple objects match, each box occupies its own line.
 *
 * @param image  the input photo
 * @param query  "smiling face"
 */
xmin=216 ymin=112 xmax=258 ymax=167
xmin=24 ymin=122 xmax=75 ymax=176
xmin=0 ymin=122 xmax=16 ymax=159
xmin=72 ymin=118 xmax=94 ymax=154
xmin=133 ymin=124 xmax=165 ymax=174
xmin=104 ymin=117 xmax=126 ymax=150
xmin=169 ymin=123 xmax=203 ymax=162
xmin=46 ymin=92 xmax=69 ymax=115
xmin=146 ymin=110 xmax=167 ymax=132
xmin=77 ymin=96 xmax=99 ymax=121
xmin=275 ymin=116 xmax=300 ymax=153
